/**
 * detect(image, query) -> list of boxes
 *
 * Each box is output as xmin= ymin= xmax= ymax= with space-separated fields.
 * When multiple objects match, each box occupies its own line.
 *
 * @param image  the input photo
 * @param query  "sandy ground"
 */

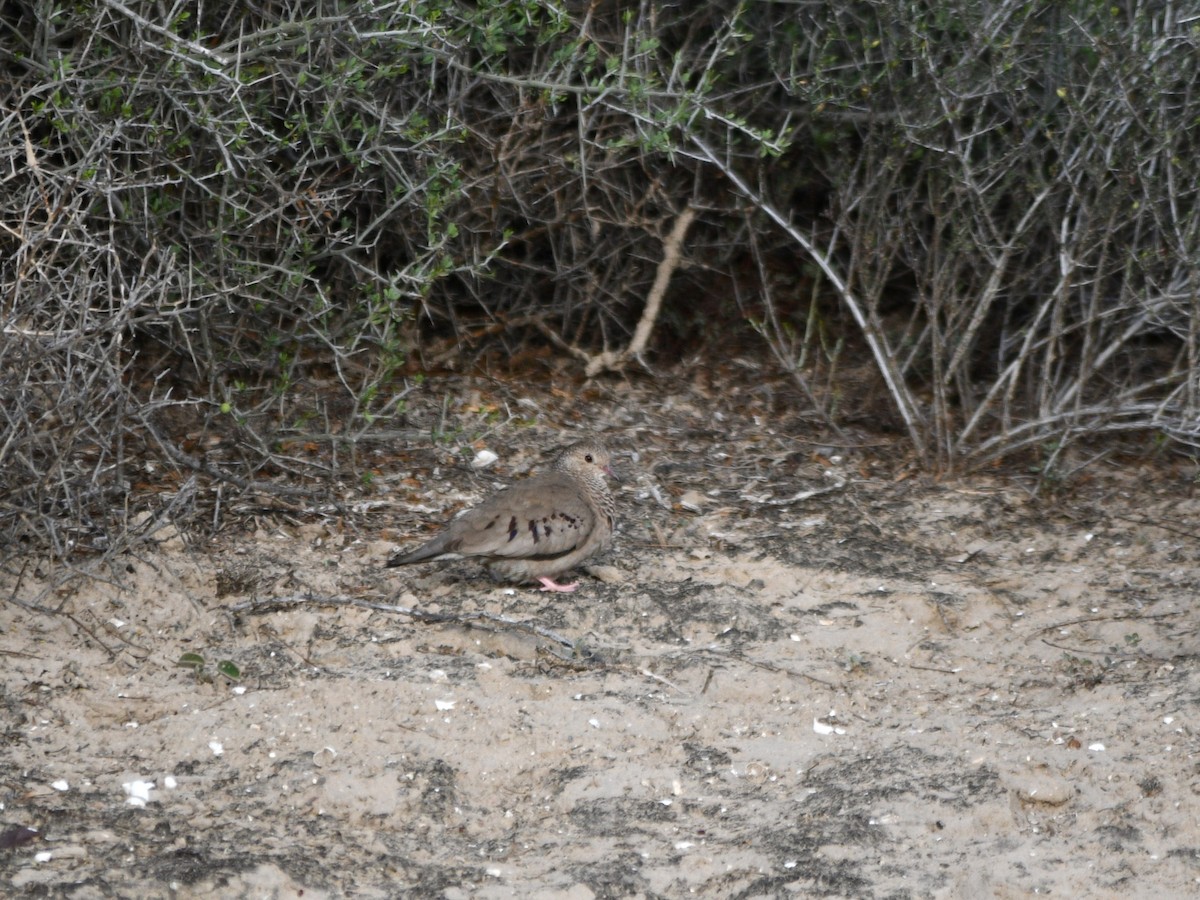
xmin=3 ymin=382 xmax=1200 ymax=898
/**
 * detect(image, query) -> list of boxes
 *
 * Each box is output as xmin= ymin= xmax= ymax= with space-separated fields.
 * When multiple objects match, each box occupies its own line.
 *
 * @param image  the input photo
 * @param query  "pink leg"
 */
xmin=537 ymin=576 xmax=578 ymax=593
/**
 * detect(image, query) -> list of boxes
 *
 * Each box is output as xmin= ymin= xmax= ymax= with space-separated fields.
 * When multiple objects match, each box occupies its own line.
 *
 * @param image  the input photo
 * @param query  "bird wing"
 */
xmin=439 ymin=472 xmax=598 ymax=561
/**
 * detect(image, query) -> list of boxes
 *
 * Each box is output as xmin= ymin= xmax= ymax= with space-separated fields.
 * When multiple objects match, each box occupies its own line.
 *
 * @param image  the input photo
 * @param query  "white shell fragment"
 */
xmin=471 ymin=449 xmax=499 ymax=469
xmin=123 ymin=780 xmax=155 ymax=806
xmin=813 ymin=715 xmax=847 ymax=736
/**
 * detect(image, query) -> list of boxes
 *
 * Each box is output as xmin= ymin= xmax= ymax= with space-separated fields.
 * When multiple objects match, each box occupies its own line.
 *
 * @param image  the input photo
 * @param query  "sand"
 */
xmin=4 ymin=384 xmax=1199 ymax=898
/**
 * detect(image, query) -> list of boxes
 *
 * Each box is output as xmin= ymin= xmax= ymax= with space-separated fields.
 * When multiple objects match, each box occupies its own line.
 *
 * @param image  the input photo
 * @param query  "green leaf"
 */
xmin=216 ymin=660 xmax=242 ymax=681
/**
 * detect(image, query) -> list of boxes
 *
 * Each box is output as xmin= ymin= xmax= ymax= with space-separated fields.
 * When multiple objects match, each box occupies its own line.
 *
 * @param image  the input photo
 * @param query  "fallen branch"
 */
xmin=576 ymin=205 xmax=697 ymax=377
xmin=227 ymin=592 xmax=601 ymax=664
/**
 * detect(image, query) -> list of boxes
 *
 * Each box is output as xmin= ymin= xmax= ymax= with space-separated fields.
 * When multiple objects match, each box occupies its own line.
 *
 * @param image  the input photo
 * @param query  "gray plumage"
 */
xmin=386 ymin=438 xmax=617 ymax=592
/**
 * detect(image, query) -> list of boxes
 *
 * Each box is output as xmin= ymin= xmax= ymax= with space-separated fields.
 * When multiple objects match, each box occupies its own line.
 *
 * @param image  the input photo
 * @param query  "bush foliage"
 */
xmin=2 ymin=0 xmax=1197 ymax=566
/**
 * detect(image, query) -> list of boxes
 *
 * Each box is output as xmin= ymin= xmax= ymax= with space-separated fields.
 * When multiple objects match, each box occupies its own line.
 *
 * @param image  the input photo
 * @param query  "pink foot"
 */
xmin=537 ymin=576 xmax=578 ymax=593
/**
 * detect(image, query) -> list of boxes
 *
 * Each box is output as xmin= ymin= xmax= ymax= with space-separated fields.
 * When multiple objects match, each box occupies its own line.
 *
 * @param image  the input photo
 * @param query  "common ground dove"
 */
xmin=386 ymin=437 xmax=618 ymax=592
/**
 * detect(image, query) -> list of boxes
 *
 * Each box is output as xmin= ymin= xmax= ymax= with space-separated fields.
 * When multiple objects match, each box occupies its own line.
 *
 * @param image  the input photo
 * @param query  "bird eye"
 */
xmin=585 ymin=454 xmax=594 ymax=463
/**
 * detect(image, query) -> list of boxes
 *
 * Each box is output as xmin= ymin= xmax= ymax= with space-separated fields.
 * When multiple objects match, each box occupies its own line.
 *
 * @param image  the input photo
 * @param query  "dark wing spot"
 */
xmin=507 ymin=515 xmax=519 ymax=542
xmin=554 ymin=511 xmax=580 ymax=529
xmin=527 ymin=519 xmax=540 ymax=543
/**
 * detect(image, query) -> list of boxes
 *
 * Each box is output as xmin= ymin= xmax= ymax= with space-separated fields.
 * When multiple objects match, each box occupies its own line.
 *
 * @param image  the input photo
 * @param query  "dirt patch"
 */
xmin=4 ymin=379 xmax=1200 ymax=897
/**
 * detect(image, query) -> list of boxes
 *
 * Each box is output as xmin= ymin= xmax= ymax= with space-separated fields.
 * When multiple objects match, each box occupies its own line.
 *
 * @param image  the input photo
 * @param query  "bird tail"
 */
xmin=386 ymin=547 xmax=430 ymax=567
xmin=386 ymin=535 xmax=452 ymax=567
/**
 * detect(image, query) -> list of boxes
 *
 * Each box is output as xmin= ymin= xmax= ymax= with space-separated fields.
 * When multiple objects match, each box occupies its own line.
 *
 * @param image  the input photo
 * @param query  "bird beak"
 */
xmin=604 ymin=464 xmax=620 ymax=483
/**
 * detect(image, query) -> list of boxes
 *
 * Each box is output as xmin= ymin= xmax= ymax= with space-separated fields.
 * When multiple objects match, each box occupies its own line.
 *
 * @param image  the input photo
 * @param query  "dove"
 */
xmin=387 ymin=437 xmax=618 ymax=592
